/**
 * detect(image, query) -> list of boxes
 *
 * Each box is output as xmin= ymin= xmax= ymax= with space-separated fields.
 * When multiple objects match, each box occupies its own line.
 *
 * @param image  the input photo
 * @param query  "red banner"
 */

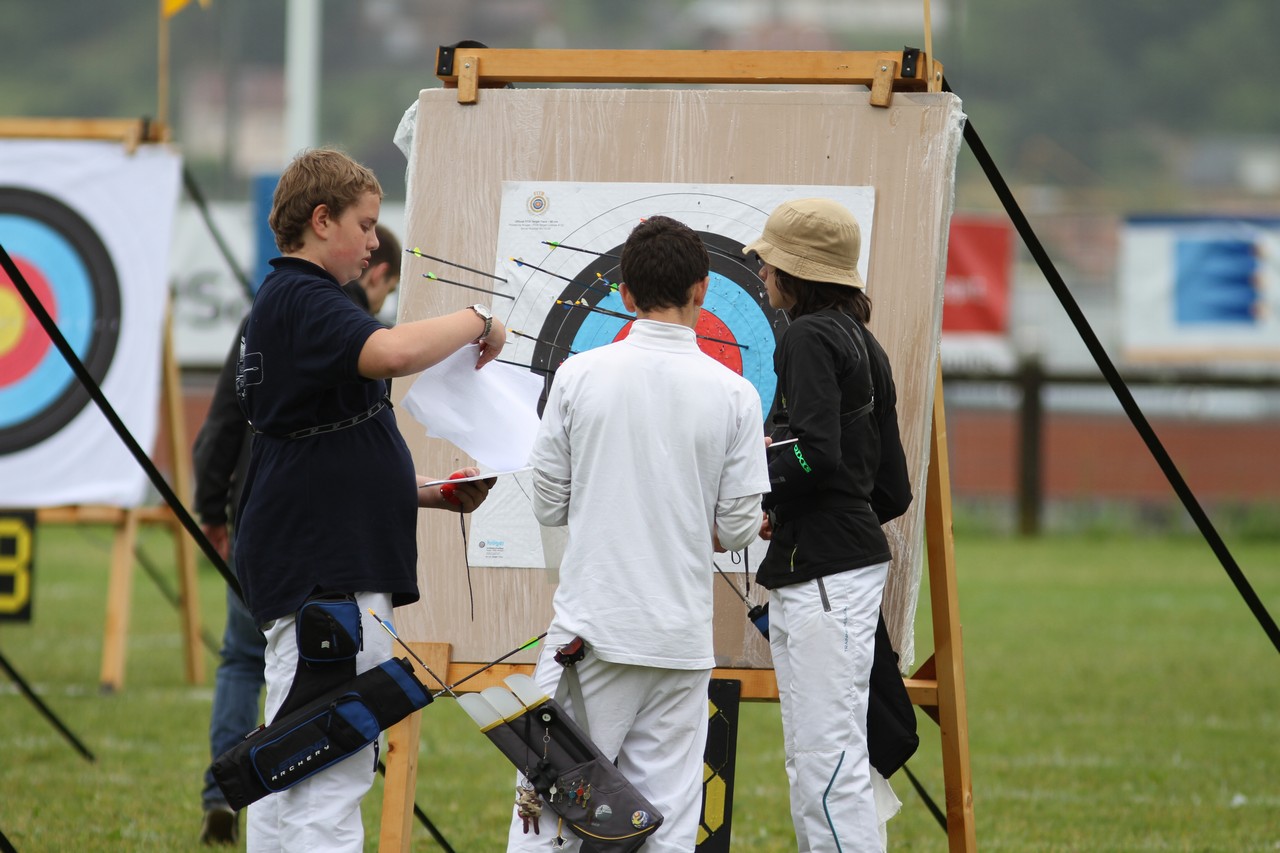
xmin=943 ymin=217 xmax=1012 ymax=334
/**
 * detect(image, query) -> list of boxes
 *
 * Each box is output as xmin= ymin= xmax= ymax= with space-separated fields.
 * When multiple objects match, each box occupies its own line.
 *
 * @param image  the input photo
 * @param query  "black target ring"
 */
xmin=0 ymin=187 xmax=121 ymax=454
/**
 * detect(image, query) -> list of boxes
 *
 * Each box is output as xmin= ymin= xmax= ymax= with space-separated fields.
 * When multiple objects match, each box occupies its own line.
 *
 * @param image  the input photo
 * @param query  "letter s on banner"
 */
xmin=0 ymin=511 xmax=35 ymax=622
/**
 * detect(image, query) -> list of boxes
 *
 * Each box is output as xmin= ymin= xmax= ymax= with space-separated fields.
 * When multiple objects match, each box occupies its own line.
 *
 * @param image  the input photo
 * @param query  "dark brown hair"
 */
xmin=369 ymin=223 xmax=400 ymax=270
xmin=774 ymin=268 xmax=872 ymax=323
xmin=619 ymin=216 xmax=710 ymax=311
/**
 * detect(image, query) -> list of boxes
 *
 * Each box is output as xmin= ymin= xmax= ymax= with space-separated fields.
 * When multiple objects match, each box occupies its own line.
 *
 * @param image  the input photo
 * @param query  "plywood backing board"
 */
xmin=394 ymin=86 xmax=965 ymax=671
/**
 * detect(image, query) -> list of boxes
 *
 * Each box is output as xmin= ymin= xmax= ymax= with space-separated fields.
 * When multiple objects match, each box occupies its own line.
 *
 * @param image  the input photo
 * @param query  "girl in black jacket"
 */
xmin=746 ymin=198 xmax=911 ymax=852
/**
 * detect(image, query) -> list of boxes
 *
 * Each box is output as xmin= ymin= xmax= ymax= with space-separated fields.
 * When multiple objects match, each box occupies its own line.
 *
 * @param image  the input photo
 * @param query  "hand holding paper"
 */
xmin=418 ymin=466 xmax=497 ymax=513
xmin=401 ymin=344 xmax=544 ymax=471
xmin=419 ymin=467 xmax=532 ymax=489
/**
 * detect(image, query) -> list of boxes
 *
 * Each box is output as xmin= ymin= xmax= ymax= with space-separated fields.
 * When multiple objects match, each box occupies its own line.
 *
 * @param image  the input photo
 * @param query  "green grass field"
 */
xmin=1 ymin=524 xmax=1277 ymax=851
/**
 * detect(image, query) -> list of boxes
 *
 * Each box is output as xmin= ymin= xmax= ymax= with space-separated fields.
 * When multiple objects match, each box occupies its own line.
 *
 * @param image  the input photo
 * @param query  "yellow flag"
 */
xmin=162 ymin=0 xmax=210 ymax=19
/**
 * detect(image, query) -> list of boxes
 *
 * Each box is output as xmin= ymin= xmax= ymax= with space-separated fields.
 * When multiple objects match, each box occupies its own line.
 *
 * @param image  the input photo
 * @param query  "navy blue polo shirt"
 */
xmin=233 ymin=257 xmax=420 ymax=625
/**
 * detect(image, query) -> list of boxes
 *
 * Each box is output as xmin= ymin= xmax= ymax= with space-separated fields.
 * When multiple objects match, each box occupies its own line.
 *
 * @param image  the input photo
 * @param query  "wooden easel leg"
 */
xmin=100 ymin=509 xmax=140 ymax=693
xmin=160 ymin=304 xmax=204 ymax=685
xmin=924 ymin=360 xmax=977 ymax=851
xmin=380 ymin=711 xmax=423 ymax=851
xmin=172 ymin=517 xmax=204 ymax=684
xmin=378 ymin=641 xmax=452 ymax=852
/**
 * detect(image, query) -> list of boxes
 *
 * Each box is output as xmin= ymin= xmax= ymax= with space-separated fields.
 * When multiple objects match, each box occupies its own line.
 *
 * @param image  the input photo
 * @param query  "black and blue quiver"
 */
xmin=211 ymin=656 xmax=431 ymax=810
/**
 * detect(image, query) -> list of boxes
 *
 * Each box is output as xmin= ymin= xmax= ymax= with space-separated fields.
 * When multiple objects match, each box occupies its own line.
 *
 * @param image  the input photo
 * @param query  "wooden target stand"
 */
xmin=6 ymin=117 xmax=205 ymax=691
xmin=379 ymin=49 xmax=976 ymax=852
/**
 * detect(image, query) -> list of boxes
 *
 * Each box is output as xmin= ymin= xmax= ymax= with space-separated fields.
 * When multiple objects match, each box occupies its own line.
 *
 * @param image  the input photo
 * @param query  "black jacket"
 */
xmin=192 ymin=316 xmax=252 ymax=528
xmin=758 ymin=309 xmax=911 ymax=588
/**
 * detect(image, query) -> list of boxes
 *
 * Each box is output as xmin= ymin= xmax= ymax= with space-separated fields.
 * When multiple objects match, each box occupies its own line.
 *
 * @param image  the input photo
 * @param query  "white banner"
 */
xmin=168 ymin=201 xmax=256 ymax=367
xmin=0 ymin=140 xmax=181 ymax=507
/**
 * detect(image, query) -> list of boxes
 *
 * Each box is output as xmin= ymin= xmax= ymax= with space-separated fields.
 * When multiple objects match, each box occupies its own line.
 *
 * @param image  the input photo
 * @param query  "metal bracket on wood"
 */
xmin=901 ymin=47 xmax=921 ymax=81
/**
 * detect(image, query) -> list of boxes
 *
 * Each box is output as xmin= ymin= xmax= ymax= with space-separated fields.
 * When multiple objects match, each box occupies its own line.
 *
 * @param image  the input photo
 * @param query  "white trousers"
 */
xmin=246 ymin=591 xmax=393 ymax=853
xmin=770 ymin=562 xmax=889 ymax=853
xmin=505 ymin=641 xmax=711 ymax=853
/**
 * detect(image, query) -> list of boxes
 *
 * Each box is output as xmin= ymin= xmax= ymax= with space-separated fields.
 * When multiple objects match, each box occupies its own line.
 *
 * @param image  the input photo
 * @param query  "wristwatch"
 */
xmin=468 ymin=303 xmax=493 ymax=343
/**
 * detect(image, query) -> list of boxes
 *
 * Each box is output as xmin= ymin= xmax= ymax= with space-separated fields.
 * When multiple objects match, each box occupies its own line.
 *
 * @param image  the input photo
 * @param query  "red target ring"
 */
xmin=611 ymin=311 xmax=744 ymax=375
xmin=0 ymin=255 xmax=57 ymax=387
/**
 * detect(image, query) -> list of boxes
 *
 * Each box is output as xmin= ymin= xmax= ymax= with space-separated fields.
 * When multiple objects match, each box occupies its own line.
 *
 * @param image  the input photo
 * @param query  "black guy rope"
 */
xmin=0 ymin=644 xmax=95 ymax=763
xmin=182 ymin=165 xmax=256 ymax=303
xmin=903 ymin=763 xmax=948 ymax=831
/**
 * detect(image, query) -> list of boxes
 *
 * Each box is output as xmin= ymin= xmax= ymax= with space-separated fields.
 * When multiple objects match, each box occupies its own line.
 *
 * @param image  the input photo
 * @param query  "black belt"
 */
xmin=253 ymin=395 xmax=391 ymax=440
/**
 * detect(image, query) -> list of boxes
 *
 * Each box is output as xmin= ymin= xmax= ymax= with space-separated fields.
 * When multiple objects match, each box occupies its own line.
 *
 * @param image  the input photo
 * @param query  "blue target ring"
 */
xmin=566 ymin=271 xmax=778 ymax=411
xmin=0 ymin=188 xmax=120 ymax=454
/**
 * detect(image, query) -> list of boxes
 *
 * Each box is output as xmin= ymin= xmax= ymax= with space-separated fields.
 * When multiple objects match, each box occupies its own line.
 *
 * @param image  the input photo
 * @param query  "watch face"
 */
xmin=473 ymin=303 xmax=492 ymax=320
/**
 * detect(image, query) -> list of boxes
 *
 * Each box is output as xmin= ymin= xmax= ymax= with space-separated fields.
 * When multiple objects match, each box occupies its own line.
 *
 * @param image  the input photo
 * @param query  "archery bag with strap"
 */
xmin=211 ymin=656 xmax=431 ymax=810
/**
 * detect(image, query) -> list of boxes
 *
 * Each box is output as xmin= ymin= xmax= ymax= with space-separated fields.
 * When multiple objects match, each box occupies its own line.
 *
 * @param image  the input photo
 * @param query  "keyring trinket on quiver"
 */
xmin=458 ymin=674 xmax=663 ymax=852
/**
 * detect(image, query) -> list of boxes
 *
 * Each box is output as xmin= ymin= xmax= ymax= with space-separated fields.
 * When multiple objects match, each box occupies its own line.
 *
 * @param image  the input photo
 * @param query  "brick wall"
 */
xmin=947 ymin=408 xmax=1280 ymax=503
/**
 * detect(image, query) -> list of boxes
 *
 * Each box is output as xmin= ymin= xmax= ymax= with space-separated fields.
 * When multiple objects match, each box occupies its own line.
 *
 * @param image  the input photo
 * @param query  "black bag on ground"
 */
xmin=211 ymin=656 xmax=431 ymax=810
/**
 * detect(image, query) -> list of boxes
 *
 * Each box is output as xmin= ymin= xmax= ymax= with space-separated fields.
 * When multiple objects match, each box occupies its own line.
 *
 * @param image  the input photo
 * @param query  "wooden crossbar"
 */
xmin=436 ymin=47 xmax=941 ymax=106
xmin=0 ymin=118 xmax=168 ymax=153
xmin=427 ymin=660 xmax=938 ymax=707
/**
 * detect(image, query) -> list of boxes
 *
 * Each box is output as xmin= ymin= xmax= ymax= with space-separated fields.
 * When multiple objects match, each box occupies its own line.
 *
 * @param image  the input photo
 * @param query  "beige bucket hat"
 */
xmin=743 ymin=198 xmax=865 ymax=289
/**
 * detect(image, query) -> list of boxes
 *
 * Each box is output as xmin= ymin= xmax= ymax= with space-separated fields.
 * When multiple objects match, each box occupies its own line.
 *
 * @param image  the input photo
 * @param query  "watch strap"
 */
xmin=469 ymin=304 xmax=493 ymax=343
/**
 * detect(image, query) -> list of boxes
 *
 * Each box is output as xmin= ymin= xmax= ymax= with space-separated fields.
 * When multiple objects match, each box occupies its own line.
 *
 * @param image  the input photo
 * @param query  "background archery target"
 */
xmin=0 ymin=138 xmax=180 ymax=508
xmin=0 ymin=187 xmax=121 ymax=455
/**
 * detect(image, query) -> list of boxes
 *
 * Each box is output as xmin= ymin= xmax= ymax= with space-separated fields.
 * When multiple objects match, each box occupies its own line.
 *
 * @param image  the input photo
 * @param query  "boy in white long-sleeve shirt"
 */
xmin=506 ymin=215 xmax=770 ymax=852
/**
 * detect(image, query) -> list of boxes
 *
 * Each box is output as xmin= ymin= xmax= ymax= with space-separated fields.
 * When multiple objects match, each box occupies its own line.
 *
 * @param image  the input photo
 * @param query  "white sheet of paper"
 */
xmin=401 ymin=344 xmax=544 ymax=471
xmin=418 ymin=467 xmax=533 ymax=488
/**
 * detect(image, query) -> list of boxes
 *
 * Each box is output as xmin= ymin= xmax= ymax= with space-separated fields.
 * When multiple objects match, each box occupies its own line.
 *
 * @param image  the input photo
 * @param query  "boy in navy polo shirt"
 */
xmin=234 ymin=147 xmax=506 ymax=853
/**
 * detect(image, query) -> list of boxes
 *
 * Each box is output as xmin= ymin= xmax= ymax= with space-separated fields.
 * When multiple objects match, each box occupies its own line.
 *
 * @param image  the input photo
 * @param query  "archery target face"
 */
xmin=494 ymin=189 xmax=818 ymax=422
xmin=437 ymin=182 xmax=874 ymax=570
xmin=0 ymin=187 xmax=121 ymax=455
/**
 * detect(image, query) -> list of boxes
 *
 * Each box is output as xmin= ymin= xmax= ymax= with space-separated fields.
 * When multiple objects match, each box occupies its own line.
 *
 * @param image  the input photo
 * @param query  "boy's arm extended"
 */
xmin=357 ymin=308 xmax=506 ymax=379
xmin=528 ymin=371 xmax=572 ymax=528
